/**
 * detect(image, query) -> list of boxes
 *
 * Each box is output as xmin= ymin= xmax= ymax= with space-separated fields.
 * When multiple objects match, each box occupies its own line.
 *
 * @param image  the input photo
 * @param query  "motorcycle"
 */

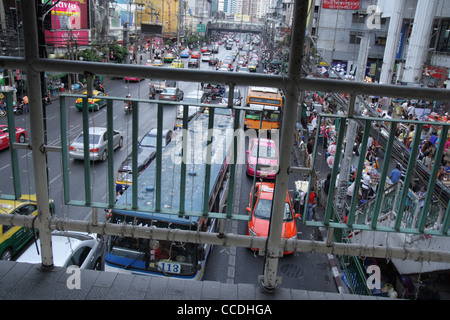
xmin=124 ymin=102 xmax=132 ymax=114
xmin=14 ymin=103 xmax=23 ymax=115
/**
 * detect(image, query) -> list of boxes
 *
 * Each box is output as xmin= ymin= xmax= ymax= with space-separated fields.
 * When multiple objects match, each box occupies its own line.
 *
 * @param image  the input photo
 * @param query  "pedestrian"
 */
xmin=417 ymin=186 xmax=426 ymax=209
xmin=307 ymin=188 xmax=317 ymax=221
xmin=324 ymin=173 xmax=331 ymax=197
xmin=389 ymin=163 xmax=402 ymax=184
xmin=361 ymin=171 xmax=372 ymax=200
xmin=22 ymin=95 xmax=29 ymax=114
xmin=306 ymin=138 xmax=314 ymax=168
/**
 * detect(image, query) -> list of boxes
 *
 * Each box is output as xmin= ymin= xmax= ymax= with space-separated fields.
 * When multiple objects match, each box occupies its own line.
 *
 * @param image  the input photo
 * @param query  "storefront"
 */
xmin=422 ymin=65 xmax=448 ymax=88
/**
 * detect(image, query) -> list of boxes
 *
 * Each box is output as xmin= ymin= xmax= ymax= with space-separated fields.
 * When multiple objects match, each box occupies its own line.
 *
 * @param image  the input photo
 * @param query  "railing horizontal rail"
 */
xmin=1 ymin=56 xmax=450 ymax=101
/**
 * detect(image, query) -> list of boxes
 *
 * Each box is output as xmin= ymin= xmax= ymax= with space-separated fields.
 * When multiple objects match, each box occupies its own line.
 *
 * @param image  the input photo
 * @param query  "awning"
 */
xmin=45 ymin=72 xmax=67 ymax=79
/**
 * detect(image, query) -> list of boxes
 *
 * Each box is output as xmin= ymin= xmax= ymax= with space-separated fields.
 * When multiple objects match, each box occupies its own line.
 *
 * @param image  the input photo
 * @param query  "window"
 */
xmin=15 ymin=204 xmax=37 ymax=215
xmin=436 ymin=20 xmax=450 ymax=53
xmin=350 ymin=32 xmax=364 ymax=44
xmin=67 ymin=246 xmax=91 ymax=267
xmin=375 ymin=35 xmax=387 ymax=46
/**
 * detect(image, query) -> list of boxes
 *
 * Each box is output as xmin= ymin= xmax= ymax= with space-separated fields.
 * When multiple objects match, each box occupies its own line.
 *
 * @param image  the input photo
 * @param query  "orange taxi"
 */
xmin=246 ymin=182 xmax=299 ymax=255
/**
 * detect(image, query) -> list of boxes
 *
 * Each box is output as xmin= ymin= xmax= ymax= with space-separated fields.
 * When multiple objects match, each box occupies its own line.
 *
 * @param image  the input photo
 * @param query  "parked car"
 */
xmin=171 ymin=59 xmax=185 ymax=68
xmin=201 ymin=52 xmax=211 ymax=62
xmin=238 ymin=66 xmax=249 ymax=73
xmin=16 ymin=231 xmax=106 ymax=270
xmin=0 ymin=124 xmax=27 ymax=151
xmin=152 ymin=59 xmax=164 ymax=67
xmin=176 ymin=91 xmax=206 ymax=120
xmin=150 ymin=79 xmax=166 ymax=92
xmin=246 ymin=182 xmax=299 ymax=255
xmin=180 ymin=49 xmax=191 ymax=58
xmin=188 ymin=58 xmax=199 ymax=68
xmin=246 ymin=138 xmax=279 ymax=179
xmin=139 ymin=128 xmax=173 ymax=155
xmin=124 ymin=76 xmax=144 ymax=82
xmin=69 ymin=127 xmax=123 ymax=161
xmin=248 ymin=61 xmax=258 ymax=72
xmin=191 ymin=51 xmax=200 ymax=59
xmin=208 ymin=57 xmax=219 ymax=66
xmin=163 ymin=53 xmax=176 ymax=63
xmin=159 ymin=87 xmax=184 ymax=102
xmin=0 ymin=195 xmax=55 ymax=260
xmin=75 ymin=90 xmax=107 ymax=111
xmin=221 ymin=88 xmax=242 ymax=106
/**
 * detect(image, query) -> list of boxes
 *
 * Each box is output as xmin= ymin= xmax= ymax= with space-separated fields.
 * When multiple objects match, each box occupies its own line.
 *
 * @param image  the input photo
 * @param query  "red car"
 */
xmin=246 ymin=182 xmax=299 ymax=255
xmin=0 ymin=125 xmax=27 ymax=150
xmin=191 ymin=51 xmax=200 ymax=59
xmin=201 ymin=46 xmax=209 ymax=53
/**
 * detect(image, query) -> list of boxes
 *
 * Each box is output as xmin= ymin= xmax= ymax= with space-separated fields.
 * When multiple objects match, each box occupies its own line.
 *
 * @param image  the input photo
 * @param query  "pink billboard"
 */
xmin=323 ymin=0 xmax=360 ymax=10
xmin=45 ymin=0 xmax=89 ymax=47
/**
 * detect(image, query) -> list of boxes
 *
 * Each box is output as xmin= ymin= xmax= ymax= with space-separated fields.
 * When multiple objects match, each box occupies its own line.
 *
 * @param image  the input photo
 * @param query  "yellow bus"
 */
xmin=244 ymin=87 xmax=283 ymax=130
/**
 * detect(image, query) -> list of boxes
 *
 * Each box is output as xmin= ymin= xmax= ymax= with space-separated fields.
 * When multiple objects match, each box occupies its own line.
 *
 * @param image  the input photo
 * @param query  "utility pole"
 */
xmin=334 ymin=31 xmax=370 ymax=219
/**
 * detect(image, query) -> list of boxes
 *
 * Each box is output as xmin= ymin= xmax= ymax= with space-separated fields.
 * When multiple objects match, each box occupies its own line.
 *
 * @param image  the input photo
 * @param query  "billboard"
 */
xmin=44 ymin=0 xmax=90 ymax=47
xmin=135 ymin=0 xmax=178 ymax=37
xmin=323 ymin=0 xmax=360 ymax=10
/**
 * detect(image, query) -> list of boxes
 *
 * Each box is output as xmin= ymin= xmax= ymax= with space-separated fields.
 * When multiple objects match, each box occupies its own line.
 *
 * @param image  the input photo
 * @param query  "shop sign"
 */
xmin=323 ymin=0 xmax=360 ymax=10
xmin=423 ymin=66 xmax=448 ymax=80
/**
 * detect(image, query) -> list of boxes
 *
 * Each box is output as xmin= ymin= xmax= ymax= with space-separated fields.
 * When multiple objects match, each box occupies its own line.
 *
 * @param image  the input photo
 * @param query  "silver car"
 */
xmin=16 ymin=231 xmax=106 ymax=270
xmin=69 ymin=127 xmax=123 ymax=161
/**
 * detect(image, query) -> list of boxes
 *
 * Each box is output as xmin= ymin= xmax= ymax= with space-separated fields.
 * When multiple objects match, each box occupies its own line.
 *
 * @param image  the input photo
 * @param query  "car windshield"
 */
xmin=162 ymin=88 xmax=176 ymax=94
xmin=254 ymin=198 xmax=292 ymax=221
xmin=251 ymin=143 xmax=277 ymax=159
xmin=74 ymin=133 xmax=101 ymax=144
xmin=140 ymin=133 xmax=167 ymax=147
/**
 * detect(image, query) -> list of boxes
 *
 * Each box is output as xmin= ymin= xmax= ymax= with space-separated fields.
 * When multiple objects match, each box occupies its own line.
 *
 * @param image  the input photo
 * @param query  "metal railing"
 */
xmin=1 ymin=1 xmax=450 ymax=292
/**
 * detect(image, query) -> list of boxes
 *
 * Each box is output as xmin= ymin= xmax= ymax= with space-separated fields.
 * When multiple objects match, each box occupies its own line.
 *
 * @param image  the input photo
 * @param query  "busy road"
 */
xmin=0 ymin=33 xmax=337 ymax=293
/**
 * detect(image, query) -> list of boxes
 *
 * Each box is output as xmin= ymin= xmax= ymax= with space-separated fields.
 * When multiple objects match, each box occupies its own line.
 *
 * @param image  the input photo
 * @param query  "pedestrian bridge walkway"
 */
xmin=0 ymin=260 xmax=384 ymax=300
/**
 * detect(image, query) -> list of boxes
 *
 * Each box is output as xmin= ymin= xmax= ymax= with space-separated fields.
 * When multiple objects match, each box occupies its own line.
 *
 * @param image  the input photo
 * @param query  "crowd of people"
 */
xmin=296 ymin=91 xmax=450 ymax=216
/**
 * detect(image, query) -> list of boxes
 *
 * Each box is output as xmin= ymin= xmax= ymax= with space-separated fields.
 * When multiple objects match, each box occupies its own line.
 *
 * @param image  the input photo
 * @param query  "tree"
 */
xmin=78 ymin=48 xmax=101 ymax=62
xmin=109 ymin=43 xmax=130 ymax=63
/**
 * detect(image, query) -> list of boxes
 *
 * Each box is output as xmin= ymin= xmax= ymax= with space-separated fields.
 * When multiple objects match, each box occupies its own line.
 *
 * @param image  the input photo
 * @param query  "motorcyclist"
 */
xmin=124 ymin=94 xmax=132 ymax=111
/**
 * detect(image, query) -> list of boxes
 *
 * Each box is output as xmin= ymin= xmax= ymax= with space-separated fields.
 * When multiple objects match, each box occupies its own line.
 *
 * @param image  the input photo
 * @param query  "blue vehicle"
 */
xmin=105 ymin=112 xmax=234 ymax=280
xmin=180 ymin=49 xmax=191 ymax=58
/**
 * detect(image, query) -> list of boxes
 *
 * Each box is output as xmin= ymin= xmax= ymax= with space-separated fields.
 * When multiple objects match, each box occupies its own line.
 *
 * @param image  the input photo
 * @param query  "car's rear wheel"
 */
xmin=18 ymin=133 xmax=26 ymax=143
xmin=1 ymin=248 xmax=13 ymax=261
xmin=101 ymin=150 xmax=107 ymax=161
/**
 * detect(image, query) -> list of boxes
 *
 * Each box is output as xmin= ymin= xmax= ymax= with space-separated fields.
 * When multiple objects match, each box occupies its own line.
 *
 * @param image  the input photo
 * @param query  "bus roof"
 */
xmin=113 ymin=112 xmax=234 ymax=225
xmin=249 ymin=87 xmax=279 ymax=94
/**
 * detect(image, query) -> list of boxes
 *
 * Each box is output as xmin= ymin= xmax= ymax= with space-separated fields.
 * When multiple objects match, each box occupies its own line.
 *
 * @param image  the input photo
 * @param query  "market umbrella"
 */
xmin=270 ymin=59 xmax=283 ymax=65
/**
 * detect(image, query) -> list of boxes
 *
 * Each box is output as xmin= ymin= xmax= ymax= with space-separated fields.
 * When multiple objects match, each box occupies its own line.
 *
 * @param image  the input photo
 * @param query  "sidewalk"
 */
xmin=0 ymin=260 xmax=383 ymax=300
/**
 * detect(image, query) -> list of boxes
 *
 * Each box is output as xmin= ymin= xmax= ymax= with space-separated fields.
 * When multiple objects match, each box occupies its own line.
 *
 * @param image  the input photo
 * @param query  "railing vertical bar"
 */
xmin=131 ymin=101 xmax=139 ymax=210
xmin=59 ymin=95 xmax=70 ymax=204
xmin=394 ymin=123 xmax=423 ymax=231
xmin=82 ymin=97 xmax=91 ymax=206
xmin=155 ymin=103 xmax=163 ymax=212
xmin=5 ymin=91 xmax=21 ymax=199
xmin=441 ymin=200 xmax=450 ymax=235
xmin=106 ymin=100 xmax=115 ymax=208
xmin=323 ymin=115 xmax=347 ymax=225
xmin=179 ymin=104 xmax=189 ymax=216
xmin=418 ymin=125 xmax=449 ymax=233
xmin=370 ymin=122 xmax=397 ymax=229
xmin=348 ymin=120 xmax=371 ymax=227
xmin=203 ymin=107 xmax=214 ymax=216
xmin=227 ymin=108 xmax=240 ymax=219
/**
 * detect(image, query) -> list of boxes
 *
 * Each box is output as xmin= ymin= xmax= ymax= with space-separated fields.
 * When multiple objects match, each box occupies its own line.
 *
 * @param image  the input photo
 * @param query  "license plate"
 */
xmin=157 ymin=261 xmax=181 ymax=274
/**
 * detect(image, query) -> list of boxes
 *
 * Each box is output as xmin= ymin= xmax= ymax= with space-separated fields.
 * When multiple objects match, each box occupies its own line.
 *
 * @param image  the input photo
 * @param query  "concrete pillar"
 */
xmin=379 ymin=0 xmax=405 ymax=85
xmin=402 ymin=0 xmax=438 ymax=85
